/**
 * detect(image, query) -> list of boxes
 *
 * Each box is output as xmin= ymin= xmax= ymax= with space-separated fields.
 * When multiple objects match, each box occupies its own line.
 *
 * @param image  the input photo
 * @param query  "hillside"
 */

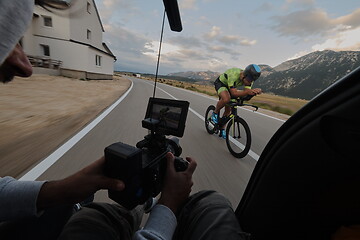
xmin=257 ymin=50 xmax=360 ymax=99
xmin=167 ymin=50 xmax=360 ymax=100
xmin=166 ymin=71 xmax=219 ymax=85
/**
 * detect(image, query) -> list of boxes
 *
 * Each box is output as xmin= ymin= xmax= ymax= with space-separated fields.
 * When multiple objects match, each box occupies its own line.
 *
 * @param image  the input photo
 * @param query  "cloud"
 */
xmin=207 ymin=58 xmax=229 ymax=72
xmin=288 ymin=27 xmax=360 ymax=61
xmin=206 ymin=45 xmax=242 ymax=62
xmin=218 ymin=35 xmax=239 ymax=45
xmin=104 ymin=25 xmax=149 ymax=53
xmin=272 ymin=9 xmax=333 ymax=37
xmin=218 ymin=35 xmax=257 ymax=46
xmin=196 ymin=16 xmax=211 ymax=26
xmin=272 ymin=8 xmax=360 ymax=38
xmin=208 ymin=45 xmax=227 ymax=52
xmin=334 ymin=8 xmax=360 ymax=30
xmin=203 ymin=26 xmax=221 ymax=40
xmin=94 ymin=0 xmax=139 ymax=24
xmin=254 ymin=2 xmax=274 ymax=13
xmin=239 ymin=39 xmax=257 ymax=46
xmin=282 ymin=0 xmax=315 ymax=10
xmin=203 ymin=27 xmax=257 ymax=48
xmin=162 ymin=49 xmax=228 ymax=72
xmin=167 ymin=48 xmax=210 ymax=62
xmin=207 ymin=45 xmax=235 ymax=55
xmin=168 ymin=36 xmax=203 ymax=48
xmin=102 ymin=24 xmax=158 ymax=72
xmin=180 ymin=0 xmax=197 ymax=10
xmin=312 ymin=27 xmax=360 ymax=51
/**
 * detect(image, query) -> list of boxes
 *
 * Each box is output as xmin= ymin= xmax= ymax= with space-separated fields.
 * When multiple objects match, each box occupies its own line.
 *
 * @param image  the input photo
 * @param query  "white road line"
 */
xmin=20 ymin=82 xmax=134 ymax=181
xmin=145 ymin=79 xmax=286 ymax=122
xmin=153 ymin=83 xmax=261 ymax=161
xmin=21 ymin=79 xmax=273 ymax=180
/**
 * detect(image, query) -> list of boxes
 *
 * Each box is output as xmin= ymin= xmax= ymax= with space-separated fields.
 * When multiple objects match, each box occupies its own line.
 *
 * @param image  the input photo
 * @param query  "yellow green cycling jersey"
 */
xmin=219 ymin=68 xmax=252 ymax=90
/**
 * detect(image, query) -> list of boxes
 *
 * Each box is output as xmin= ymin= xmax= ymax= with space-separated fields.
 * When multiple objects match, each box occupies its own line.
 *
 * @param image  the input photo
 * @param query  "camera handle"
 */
xmin=174 ymin=157 xmax=189 ymax=172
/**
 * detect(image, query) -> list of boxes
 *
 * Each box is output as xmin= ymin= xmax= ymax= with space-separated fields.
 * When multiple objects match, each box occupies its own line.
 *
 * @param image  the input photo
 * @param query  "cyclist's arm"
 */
xmin=229 ymin=88 xmax=254 ymax=98
xmin=252 ymin=88 xmax=262 ymax=94
xmin=229 ymin=88 xmax=262 ymax=98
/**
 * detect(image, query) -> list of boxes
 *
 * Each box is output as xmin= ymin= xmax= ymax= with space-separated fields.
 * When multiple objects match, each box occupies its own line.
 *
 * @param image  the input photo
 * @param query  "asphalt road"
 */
xmin=28 ymin=76 xmax=285 ymax=209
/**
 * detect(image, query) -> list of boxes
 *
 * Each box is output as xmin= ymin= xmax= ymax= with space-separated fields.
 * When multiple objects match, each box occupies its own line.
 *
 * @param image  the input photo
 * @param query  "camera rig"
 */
xmin=104 ymin=97 xmax=190 ymax=209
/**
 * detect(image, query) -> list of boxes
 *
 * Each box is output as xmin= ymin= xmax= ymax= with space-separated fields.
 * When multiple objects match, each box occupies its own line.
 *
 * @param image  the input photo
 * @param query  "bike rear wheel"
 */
xmin=225 ymin=117 xmax=251 ymax=158
xmin=205 ymin=105 xmax=217 ymax=134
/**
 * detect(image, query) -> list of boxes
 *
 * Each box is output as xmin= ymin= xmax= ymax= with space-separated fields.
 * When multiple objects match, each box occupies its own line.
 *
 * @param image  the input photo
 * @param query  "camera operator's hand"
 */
xmin=158 ymin=152 xmax=197 ymax=215
xmin=37 ymin=156 xmax=125 ymax=210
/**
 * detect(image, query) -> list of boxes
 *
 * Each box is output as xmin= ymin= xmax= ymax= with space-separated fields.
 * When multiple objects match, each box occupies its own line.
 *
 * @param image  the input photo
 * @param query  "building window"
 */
xmin=87 ymin=29 xmax=91 ymax=40
xmin=41 ymin=44 xmax=50 ymax=56
xmin=43 ymin=16 xmax=52 ymax=27
xmin=96 ymin=55 xmax=101 ymax=66
xmin=87 ymin=2 xmax=91 ymax=13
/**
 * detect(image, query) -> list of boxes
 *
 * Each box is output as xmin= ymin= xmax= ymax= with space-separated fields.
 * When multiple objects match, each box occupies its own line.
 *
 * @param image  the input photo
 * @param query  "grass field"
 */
xmin=124 ymin=74 xmax=309 ymax=116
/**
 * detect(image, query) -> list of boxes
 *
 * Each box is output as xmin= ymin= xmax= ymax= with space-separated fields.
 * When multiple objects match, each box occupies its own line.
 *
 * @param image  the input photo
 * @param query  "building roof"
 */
xmin=34 ymin=0 xmax=105 ymax=32
xmin=91 ymin=0 xmax=104 ymax=32
xmin=70 ymin=39 xmax=116 ymax=60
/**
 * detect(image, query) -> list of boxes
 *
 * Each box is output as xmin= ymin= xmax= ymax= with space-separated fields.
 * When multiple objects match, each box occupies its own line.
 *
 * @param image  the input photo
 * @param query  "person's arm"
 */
xmin=230 ymin=87 xmax=252 ymax=98
xmin=1 ymin=157 xmax=124 ymax=221
xmin=133 ymin=205 xmax=177 ymax=240
xmin=251 ymin=88 xmax=262 ymax=94
xmin=230 ymin=87 xmax=262 ymax=98
xmin=0 ymin=176 xmax=45 ymax=221
xmin=37 ymin=156 xmax=125 ymax=210
xmin=133 ymin=153 xmax=197 ymax=240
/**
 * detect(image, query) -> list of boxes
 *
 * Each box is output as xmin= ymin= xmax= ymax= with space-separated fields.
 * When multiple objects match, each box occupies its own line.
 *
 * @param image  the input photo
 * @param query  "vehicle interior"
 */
xmin=235 ymin=67 xmax=360 ymax=239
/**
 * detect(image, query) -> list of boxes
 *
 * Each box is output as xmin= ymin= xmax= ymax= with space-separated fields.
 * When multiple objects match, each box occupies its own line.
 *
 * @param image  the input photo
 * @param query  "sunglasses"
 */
xmin=244 ymin=75 xmax=254 ymax=83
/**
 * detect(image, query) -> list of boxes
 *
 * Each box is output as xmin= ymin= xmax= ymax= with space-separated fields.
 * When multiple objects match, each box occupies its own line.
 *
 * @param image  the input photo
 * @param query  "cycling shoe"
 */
xmin=211 ymin=112 xmax=219 ymax=124
xmin=219 ymin=129 xmax=226 ymax=139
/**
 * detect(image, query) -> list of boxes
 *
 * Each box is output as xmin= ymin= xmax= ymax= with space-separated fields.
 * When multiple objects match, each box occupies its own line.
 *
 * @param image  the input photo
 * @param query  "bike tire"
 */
xmin=225 ymin=117 xmax=251 ymax=158
xmin=205 ymin=105 xmax=216 ymax=134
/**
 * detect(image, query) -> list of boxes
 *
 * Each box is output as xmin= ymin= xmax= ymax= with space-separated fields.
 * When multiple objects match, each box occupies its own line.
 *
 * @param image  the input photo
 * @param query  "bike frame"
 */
xmin=218 ymin=98 xmax=257 ymax=130
xmin=230 ymin=106 xmax=239 ymax=137
xmin=205 ymin=96 xmax=258 ymax=158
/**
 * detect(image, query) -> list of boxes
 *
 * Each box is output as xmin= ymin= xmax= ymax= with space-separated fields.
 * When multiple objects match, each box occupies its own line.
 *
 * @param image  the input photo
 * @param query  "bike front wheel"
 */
xmin=225 ymin=117 xmax=251 ymax=158
xmin=205 ymin=105 xmax=217 ymax=134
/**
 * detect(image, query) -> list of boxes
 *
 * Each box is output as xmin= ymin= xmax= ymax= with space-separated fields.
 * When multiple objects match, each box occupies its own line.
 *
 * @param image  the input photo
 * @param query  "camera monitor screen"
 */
xmin=144 ymin=97 xmax=189 ymax=137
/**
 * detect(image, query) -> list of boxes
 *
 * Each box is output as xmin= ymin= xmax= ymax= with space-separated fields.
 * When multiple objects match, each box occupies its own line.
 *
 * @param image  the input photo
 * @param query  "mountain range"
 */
xmin=167 ymin=50 xmax=360 ymax=100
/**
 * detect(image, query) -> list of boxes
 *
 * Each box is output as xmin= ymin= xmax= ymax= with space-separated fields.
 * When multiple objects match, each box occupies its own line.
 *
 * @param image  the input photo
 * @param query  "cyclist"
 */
xmin=211 ymin=64 xmax=262 ymax=138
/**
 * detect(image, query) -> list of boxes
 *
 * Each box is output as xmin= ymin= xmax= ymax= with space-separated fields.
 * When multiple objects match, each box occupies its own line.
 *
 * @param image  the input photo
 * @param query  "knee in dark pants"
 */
xmin=0 ymin=205 xmax=74 ymax=240
xmin=174 ymin=190 xmax=250 ymax=240
xmin=57 ymin=203 xmax=142 ymax=240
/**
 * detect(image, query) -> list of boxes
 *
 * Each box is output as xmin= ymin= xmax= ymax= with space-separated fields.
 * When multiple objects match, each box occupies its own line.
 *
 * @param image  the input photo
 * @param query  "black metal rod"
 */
xmin=153 ymin=10 xmax=166 ymax=98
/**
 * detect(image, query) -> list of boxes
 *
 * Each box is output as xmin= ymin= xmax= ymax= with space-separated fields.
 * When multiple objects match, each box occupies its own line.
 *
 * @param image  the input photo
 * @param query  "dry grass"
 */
xmin=140 ymin=76 xmax=309 ymax=116
xmin=0 ymin=74 xmax=130 ymax=177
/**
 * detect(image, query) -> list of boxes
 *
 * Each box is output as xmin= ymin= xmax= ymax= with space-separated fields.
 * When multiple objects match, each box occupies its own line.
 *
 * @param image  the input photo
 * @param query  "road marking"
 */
xmin=152 ymin=82 xmax=261 ymax=161
xmin=20 ymin=82 xmax=134 ymax=181
xmin=146 ymin=79 xmax=286 ymax=122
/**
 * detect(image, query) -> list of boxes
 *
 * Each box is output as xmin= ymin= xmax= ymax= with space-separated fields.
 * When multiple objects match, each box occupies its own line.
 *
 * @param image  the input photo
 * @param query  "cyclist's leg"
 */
xmin=222 ymin=105 xmax=231 ymax=123
xmin=214 ymin=78 xmax=230 ymax=115
xmin=219 ymin=104 xmax=231 ymax=139
xmin=215 ymin=90 xmax=230 ymax=114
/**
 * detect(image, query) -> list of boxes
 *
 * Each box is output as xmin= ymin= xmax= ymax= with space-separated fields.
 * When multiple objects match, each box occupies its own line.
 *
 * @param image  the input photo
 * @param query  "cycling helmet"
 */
xmin=243 ymin=64 xmax=261 ymax=81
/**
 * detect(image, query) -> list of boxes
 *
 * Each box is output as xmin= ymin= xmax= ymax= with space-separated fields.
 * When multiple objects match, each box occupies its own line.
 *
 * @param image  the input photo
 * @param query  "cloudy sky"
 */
xmin=93 ymin=0 xmax=360 ymax=74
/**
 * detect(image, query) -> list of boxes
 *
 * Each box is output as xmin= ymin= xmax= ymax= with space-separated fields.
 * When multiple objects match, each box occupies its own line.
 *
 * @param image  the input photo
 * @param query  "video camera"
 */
xmin=104 ymin=97 xmax=190 ymax=209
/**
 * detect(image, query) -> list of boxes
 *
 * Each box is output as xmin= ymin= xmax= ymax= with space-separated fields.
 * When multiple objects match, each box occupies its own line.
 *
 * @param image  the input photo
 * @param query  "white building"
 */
xmin=22 ymin=0 xmax=116 ymax=80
